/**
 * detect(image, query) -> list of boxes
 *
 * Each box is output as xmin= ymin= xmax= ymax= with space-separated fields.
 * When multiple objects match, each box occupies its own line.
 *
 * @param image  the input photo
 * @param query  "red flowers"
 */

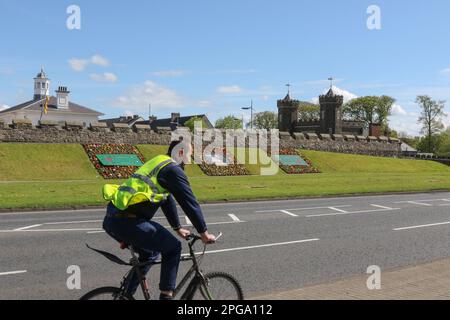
xmin=83 ymin=144 xmax=146 ymax=180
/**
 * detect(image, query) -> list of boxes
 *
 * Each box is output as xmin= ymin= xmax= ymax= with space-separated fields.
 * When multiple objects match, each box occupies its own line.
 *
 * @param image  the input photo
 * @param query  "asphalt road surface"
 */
xmin=1 ymin=192 xmax=450 ymax=300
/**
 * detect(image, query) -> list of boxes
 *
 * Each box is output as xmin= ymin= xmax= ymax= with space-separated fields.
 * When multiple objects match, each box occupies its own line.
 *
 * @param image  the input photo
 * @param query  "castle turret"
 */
xmin=277 ymin=90 xmax=300 ymax=132
xmin=319 ymin=87 xmax=344 ymax=134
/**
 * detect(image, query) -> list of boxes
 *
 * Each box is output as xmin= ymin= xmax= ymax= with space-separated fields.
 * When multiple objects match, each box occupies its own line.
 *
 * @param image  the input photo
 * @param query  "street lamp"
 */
xmin=242 ymin=100 xmax=254 ymax=130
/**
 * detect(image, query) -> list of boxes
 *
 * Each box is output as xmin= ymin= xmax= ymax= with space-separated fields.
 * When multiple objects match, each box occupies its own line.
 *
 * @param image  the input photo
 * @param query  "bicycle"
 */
xmin=80 ymin=233 xmax=244 ymax=300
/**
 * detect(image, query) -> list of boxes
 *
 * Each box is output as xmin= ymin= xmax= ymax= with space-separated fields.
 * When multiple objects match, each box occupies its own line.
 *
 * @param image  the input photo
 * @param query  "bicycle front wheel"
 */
xmin=80 ymin=287 xmax=134 ymax=300
xmin=192 ymin=272 xmax=244 ymax=300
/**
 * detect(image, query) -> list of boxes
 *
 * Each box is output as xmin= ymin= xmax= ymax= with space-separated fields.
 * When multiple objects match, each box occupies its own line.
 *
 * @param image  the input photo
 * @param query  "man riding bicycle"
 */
xmin=102 ymin=139 xmax=216 ymax=300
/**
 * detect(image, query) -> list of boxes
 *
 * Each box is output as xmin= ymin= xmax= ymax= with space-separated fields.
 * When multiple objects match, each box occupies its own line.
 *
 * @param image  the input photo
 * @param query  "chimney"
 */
xmin=171 ymin=113 xmax=180 ymax=124
xmin=56 ymin=86 xmax=70 ymax=109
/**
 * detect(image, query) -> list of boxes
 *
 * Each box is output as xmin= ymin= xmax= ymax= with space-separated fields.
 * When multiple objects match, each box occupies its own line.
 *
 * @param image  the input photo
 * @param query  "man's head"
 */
xmin=168 ymin=138 xmax=192 ymax=170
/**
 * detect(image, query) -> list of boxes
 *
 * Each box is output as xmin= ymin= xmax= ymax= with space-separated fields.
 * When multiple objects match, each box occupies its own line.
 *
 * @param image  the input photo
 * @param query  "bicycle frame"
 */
xmin=117 ymin=235 xmax=213 ymax=300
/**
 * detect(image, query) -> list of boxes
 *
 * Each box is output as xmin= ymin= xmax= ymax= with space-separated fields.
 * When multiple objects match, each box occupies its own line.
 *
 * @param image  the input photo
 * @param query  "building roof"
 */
xmin=99 ymin=115 xmax=144 ymax=127
xmin=0 ymin=96 xmax=104 ymax=116
xmin=136 ymin=114 xmax=213 ymax=129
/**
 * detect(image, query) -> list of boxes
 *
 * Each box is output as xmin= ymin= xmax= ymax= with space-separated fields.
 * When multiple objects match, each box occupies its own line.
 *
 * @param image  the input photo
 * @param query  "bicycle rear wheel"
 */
xmin=80 ymin=287 xmax=134 ymax=300
xmin=192 ymin=272 xmax=244 ymax=300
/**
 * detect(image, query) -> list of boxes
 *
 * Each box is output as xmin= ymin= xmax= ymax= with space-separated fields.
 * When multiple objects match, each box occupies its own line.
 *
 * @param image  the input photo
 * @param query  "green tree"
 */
xmin=416 ymin=95 xmax=447 ymax=153
xmin=215 ymin=115 xmax=243 ymax=129
xmin=184 ymin=116 xmax=208 ymax=132
xmin=250 ymin=111 xmax=278 ymax=130
xmin=343 ymin=95 xmax=395 ymax=128
xmin=436 ymin=127 xmax=450 ymax=157
xmin=298 ymin=103 xmax=320 ymax=121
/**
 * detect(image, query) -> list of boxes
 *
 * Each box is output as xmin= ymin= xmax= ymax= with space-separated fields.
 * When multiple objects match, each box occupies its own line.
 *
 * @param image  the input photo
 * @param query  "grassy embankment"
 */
xmin=0 ymin=144 xmax=448 ymax=209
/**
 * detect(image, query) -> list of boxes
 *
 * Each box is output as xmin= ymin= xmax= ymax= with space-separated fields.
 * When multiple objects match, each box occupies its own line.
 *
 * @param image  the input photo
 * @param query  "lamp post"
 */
xmin=242 ymin=100 xmax=254 ymax=130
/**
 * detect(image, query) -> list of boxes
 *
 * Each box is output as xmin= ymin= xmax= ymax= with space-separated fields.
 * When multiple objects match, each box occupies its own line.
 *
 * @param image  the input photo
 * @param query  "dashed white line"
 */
xmin=328 ymin=207 xmax=349 ymax=214
xmin=406 ymin=201 xmax=433 ymax=207
xmin=43 ymin=220 xmax=102 ymax=225
xmin=182 ymin=238 xmax=320 ymax=256
xmin=306 ymin=208 xmax=400 ymax=218
xmin=228 ymin=214 xmax=241 ymax=222
xmin=14 ymin=224 xmax=42 ymax=231
xmin=255 ymin=205 xmax=351 ymax=213
xmin=394 ymin=221 xmax=450 ymax=231
xmin=280 ymin=210 xmax=299 ymax=217
xmin=370 ymin=204 xmax=397 ymax=210
xmin=0 ymin=270 xmax=27 ymax=277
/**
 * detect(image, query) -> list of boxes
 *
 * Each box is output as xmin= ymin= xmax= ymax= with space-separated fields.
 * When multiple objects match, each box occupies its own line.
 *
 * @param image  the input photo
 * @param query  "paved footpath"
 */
xmin=253 ymin=257 xmax=450 ymax=300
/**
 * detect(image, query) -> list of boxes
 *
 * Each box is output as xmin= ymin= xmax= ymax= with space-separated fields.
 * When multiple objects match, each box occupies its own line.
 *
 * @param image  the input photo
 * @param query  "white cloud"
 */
xmin=90 ymin=72 xmax=118 ymax=83
xmin=69 ymin=58 xmax=89 ymax=72
xmin=440 ymin=68 xmax=450 ymax=75
xmin=0 ymin=104 xmax=9 ymax=110
xmin=90 ymin=54 xmax=109 ymax=67
xmin=217 ymin=85 xmax=244 ymax=94
xmin=151 ymin=70 xmax=185 ymax=77
xmin=312 ymin=86 xmax=358 ymax=104
xmin=113 ymin=81 xmax=186 ymax=112
xmin=69 ymin=54 xmax=110 ymax=71
xmin=392 ymin=103 xmax=407 ymax=115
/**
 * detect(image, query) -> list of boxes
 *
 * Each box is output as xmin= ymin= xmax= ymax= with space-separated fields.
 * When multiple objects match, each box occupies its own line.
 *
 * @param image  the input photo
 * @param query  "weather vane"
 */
xmin=286 ymin=83 xmax=291 ymax=95
xmin=328 ymin=77 xmax=334 ymax=89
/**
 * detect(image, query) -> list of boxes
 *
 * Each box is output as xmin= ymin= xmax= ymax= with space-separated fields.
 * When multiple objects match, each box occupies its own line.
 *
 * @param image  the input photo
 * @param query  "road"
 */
xmin=1 ymin=192 xmax=450 ymax=300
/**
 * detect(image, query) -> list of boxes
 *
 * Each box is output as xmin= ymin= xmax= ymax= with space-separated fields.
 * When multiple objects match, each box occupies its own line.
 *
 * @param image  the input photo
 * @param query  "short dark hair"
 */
xmin=167 ymin=137 xmax=184 ymax=157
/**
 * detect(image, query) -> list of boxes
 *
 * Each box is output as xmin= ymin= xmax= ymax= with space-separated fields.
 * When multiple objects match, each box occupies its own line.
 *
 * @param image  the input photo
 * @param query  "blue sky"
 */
xmin=0 ymin=0 xmax=449 ymax=135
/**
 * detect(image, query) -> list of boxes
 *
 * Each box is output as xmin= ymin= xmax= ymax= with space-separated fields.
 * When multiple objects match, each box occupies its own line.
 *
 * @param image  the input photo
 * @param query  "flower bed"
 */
xmin=270 ymin=148 xmax=320 ymax=175
xmin=83 ymin=144 xmax=147 ymax=179
xmin=198 ymin=147 xmax=250 ymax=176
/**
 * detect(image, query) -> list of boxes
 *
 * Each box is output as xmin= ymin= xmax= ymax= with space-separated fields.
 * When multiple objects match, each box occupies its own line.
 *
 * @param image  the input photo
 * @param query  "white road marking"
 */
xmin=185 ymin=217 xmax=193 ymax=226
xmin=182 ymin=238 xmax=320 ymax=256
xmin=13 ymin=224 xmax=42 ymax=231
xmin=0 ymin=208 xmax=105 ymax=217
xmin=280 ymin=210 xmax=299 ymax=217
xmin=228 ymin=214 xmax=241 ymax=222
xmin=406 ymin=201 xmax=433 ymax=207
xmin=370 ymin=204 xmax=397 ymax=210
xmin=43 ymin=220 xmax=102 ymax=225
xmin=394 ymin=221 xmax=450 ymax=231
xmin=306 ymin=208 xmax=400 ymax=218
xmin=328 ymin=207 xmax=349 ymax=213
xmin=255 ymin=205 xmax=351 ymax=213
xmin=0 ymin=270 xmax=27 ymax=277
xmin=0 ymin=228 xmax=103 ymax=233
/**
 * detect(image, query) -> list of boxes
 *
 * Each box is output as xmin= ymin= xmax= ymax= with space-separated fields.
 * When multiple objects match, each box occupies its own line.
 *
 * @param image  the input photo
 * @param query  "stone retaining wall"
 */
xmin=0 ymin=120 xmax=402 ymax=157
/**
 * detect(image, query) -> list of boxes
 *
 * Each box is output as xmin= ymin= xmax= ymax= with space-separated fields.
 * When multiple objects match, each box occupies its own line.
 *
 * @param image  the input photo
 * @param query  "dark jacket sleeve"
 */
xmin=160 ymin=195 xmax=182 ymax=230
xmin=158 ymin=164 xmax=208 ymax=234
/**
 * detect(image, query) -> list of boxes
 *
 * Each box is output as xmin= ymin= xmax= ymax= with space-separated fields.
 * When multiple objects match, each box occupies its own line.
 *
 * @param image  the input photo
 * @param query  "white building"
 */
xmin=0 ymin=69 xmax=104 ymax=126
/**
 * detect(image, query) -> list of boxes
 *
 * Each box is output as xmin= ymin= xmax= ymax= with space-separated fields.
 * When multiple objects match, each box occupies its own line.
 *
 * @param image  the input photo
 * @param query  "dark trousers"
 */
xmin=103 ymin=203 xmax=182 ymax=294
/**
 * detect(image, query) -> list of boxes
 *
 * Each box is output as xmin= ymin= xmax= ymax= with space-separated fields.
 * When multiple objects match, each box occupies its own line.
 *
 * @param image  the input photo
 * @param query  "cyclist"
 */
xmin=102 ymin=139 xmax=216 ymax=300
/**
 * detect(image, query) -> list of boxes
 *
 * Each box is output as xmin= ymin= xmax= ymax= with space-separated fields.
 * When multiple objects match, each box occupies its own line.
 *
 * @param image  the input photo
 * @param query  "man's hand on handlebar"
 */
xmin=176 ymin=228 xmax=191 ymax=240
xmin=200 ymin=231 xmax=216 ymax=245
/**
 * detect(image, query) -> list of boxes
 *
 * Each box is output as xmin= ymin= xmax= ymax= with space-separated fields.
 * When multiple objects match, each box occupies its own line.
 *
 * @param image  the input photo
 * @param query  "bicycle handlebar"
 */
xmin=186 ymin=232 xmax=223 ymax=245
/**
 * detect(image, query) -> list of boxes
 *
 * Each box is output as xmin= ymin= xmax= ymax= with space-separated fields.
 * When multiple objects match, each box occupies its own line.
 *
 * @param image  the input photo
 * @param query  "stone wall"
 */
xmin=0 ymin=120 xmax=402 ymax=158
xmin=0 ymin=120 xmax=172 ymax=145
xmin=279 ymin=132 xmax=401 ymax=157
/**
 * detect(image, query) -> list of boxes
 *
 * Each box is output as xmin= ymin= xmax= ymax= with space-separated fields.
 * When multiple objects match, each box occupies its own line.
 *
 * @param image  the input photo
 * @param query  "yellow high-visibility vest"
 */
xmin=102 ymin=155 xmax=176 ymax=211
